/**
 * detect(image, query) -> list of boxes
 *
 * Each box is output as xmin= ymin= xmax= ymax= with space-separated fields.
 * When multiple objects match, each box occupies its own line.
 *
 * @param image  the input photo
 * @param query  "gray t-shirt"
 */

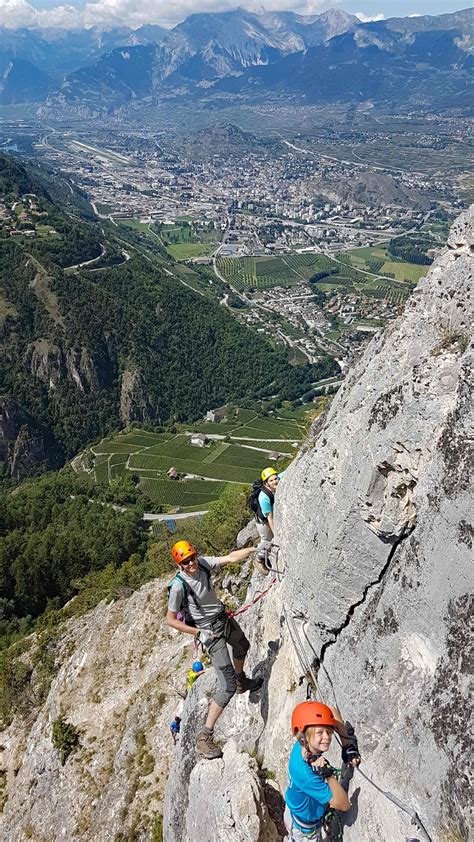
xmin=168 ymin=556 xmax=224 ymax=627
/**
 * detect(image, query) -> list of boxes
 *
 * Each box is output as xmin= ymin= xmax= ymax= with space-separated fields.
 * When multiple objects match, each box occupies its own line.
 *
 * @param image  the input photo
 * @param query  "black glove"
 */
xmin=342 ymin=744 xmax=361 ymax=764
xmin=314 ymin=763 xmax=336 ymax=779
xmin=342 ymin=720 xmax=361 ymax=765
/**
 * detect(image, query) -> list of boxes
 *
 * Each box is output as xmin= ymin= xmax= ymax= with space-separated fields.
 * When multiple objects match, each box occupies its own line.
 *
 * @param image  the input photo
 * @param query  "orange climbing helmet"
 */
xmin=291 ymin=701 xmax=336 ymax=735
xmin=171 ymin=540 xmax=196 ymax=565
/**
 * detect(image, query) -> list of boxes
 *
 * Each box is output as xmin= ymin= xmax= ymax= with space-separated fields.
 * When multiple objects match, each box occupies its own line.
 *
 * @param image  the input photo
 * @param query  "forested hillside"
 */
xmin=0 ymin=154 xmax=335 ymax=480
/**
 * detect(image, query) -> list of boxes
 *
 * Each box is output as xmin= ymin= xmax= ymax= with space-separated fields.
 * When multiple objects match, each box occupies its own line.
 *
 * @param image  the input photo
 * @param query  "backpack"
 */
xmin=167 ymin=560 xmax=211 ymax=627
xmin=248 ymin=481 xmax=274 ymax=524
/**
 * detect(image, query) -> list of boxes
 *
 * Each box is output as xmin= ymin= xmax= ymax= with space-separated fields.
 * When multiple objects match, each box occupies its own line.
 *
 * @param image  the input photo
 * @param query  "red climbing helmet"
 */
xmin=171 ymin=540 xmax=196 ymax=565
xmin=291 ymin=701 xmax=336 ymax=735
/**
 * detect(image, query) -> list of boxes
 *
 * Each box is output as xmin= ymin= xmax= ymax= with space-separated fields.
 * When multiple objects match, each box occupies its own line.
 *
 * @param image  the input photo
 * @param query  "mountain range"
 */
xmin=1 ymin=8 xmax=472 ymax=113
xmin=0 ymin=23 xmax=167 ymax=104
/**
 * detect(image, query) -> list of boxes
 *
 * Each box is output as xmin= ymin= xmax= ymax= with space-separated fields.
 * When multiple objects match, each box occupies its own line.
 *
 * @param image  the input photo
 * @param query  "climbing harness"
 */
xmin=323 ymin=806 xmax=344 ymax=842
xmin=167 ymin=560 xmax=212 ymax=627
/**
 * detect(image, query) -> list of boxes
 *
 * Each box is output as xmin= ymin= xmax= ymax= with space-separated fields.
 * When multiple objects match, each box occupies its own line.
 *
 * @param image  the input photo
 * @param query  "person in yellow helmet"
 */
xmin=250 ymin=466 xmax=284 ymax=570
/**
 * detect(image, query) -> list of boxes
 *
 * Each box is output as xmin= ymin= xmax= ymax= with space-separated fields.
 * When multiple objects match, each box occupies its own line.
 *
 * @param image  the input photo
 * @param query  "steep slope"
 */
xmin=163 ymin=208 xmax=472 ymax=839
xmin=0 ymin=58 xmax=54 ymax=104
xmin=0 ymin=155 xmax=327 ymax=480
xmin=0 ymin=577 xmax=184 ymax=840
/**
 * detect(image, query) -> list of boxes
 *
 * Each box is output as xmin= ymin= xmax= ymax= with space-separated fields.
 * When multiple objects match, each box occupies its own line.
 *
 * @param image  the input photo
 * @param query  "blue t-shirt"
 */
xmin=285 ymin=742 xmax=332 ymax=829
xmin=258 ymin=472 xmax=284 ymax=517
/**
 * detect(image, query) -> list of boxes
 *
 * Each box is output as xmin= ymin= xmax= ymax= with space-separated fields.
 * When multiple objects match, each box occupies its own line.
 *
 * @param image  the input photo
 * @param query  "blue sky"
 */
xmin=2 ymin=0 xmax=470 ymax=30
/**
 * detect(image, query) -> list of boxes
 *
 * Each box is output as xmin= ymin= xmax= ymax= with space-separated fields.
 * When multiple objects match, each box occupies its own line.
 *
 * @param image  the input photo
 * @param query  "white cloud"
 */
xmin=0 ymin=0 xmax=329 ymax=30
xmin=408 ymin=13 xmax=422 ymax=16
xmin=354 ymin=11 xmax=385 ymax=22
xmin=0 ymin=0 xmax=85 ymax=28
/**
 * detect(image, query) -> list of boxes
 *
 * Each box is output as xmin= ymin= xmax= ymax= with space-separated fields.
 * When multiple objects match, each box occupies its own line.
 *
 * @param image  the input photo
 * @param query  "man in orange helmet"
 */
xmin=166 ymin=539 xmax=263 ymax=759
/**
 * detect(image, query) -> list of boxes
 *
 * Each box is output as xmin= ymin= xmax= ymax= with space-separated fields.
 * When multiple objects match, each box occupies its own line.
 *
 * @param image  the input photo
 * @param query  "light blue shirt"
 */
xmin=285 ymin=742 xmax=332 ymax=829
xmin=258 ymin=472 xmax=284 ymax=516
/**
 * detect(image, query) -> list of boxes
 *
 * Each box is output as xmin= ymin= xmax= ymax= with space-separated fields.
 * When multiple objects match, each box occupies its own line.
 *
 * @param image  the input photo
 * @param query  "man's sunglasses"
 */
xmin=180 ymin=555 xmax=196 ymax=567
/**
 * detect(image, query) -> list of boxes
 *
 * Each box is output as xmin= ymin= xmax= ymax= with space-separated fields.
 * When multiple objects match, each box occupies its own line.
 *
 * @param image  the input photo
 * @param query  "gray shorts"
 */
xmin=204 ymin=615 xmax=250 ymax=708
xmin=284 ymin=807 xmax=323 ymax=841
xmin=256 ymin=521 xmax=273 ymax=557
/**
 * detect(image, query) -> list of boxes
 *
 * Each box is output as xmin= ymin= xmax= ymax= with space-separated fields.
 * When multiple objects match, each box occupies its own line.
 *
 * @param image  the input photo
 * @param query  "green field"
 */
xmin=92 ymin=442 xmax=145 ymax=455
xmin=216 ymin=253 xmax=337 ymax=291
xmin=342 ymin=246 xmax=427 ymax=284
xmin=140 ymin=477 xmax=228 ymax=507
xmin=159 ymin=222 xmax=220 ymax=261
xmin=216 ymin=250 xmax=416 ymax=293
xmin=95 ymin=460 xmax=109 ymax=484
xmin=128 ymin=453 xmax=258 ymax=483
xmin=167 ymin=242 xmax=215 ymax=260
xmin=85 ymin=405 xmax=313 ymax=510
xmin=118 ymin=218 xmax=151 ymax=233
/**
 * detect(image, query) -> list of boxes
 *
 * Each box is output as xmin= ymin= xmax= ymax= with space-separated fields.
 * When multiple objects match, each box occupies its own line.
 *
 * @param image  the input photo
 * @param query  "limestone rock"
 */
xmin=164 ymin=208 xmax=473 ymax=840
xmin=271 ymin=207 xmax=472 ymax=840
xmin=0 ymin=394 xmax=60 ymax=481
xmin=120 ymin=369 xmax=154 ymax=425
xmin=25 ymin=338 xmax=64 ymax=389
xmin=185 ymin=741 xmax=280 ymax=842
xmin=65 ymin=347 xmax=105 ymax=393
xmin=236 ymin=518 xmax=259 ymax=548
xmin=25 ymin=338 xmax=109 ymax=393
xmin=0 ymin=578 xmax=188 ymax=841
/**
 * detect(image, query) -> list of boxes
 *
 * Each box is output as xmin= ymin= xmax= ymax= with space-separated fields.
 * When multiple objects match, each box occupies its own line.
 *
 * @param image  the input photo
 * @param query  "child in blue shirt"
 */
xmin=285 ymin=701 xmax=359 ymax=840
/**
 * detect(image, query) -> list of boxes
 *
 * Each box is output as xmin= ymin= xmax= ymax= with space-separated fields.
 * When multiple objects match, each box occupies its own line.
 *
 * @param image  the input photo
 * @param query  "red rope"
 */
xmin=227 ymin=578 xmax=277 ymax=618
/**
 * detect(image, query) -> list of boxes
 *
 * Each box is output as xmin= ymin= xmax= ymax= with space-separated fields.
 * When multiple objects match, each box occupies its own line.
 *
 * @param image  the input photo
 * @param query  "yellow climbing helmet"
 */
xmin=261 ymin=467 xmax=278 ymax=482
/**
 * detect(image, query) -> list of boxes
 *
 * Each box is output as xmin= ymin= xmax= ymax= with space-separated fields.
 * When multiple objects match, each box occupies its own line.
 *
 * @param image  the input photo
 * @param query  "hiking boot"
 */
xmin=196 ymin=731 xmax=223 ymax=759
xmin=236 ymin=674 xmax=264 ymax=694
xmin=253 ymin=556 xmax=269 ymax=577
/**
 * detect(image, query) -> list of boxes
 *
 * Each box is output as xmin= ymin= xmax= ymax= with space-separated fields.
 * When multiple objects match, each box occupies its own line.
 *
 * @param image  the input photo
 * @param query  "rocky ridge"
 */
xmin=0 ymin=578 xmax=187 ymax=840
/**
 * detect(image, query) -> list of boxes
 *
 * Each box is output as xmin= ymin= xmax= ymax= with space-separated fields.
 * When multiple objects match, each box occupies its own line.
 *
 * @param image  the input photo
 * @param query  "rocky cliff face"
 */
xmin=163 ymin=208 xmax=473 ymax=841
xmin=0 ymin=394 xmax=60 ymax=481
xmin=0 ymin=579 xmax=185 ymax=841
xmin=25 ymin=338 xmax=109 ymax=393
xmin=120 ymin=369 xmax=154 ymax=426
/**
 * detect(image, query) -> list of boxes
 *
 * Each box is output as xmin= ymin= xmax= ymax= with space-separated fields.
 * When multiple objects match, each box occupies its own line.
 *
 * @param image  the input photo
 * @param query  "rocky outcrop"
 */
xmin=25 ymin=338 xmax=108 ymax=392
xmin=163 ymin=208 xmax=473 ymax=840
xmin=120 ymin=368 xmax=154 ymax=425
xmin=185 ymin=741 xmax=280 ymax=842
xmin=0 ymin=394 xmax=60 ymax=481
xmin=0 ymin=578 xmax=186 ymax=841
